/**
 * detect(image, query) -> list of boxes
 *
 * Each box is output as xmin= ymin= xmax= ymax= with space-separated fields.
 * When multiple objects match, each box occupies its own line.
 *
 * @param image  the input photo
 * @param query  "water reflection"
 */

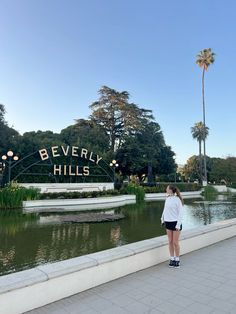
xmin=183 ymin=197 xmax=236 ymax=228
xmin=0 ymin=247 xmax=15 ymax=268
xmin=0 ymin=196 xmax=236 ymax=276
xmin=0 ymin=210 xmax=38 ymax=236
xmin=110 ymin=225 xmax=121 ymax=245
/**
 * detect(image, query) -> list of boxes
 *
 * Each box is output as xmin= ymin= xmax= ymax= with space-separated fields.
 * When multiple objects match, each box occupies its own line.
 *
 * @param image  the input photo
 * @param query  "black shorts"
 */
xmin=164 ymin=221 xmax=182 ymax=231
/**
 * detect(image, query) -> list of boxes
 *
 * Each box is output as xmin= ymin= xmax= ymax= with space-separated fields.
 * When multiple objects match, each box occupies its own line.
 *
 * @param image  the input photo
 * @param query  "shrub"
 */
xmin=201 ymin=185 xmax=218 ymax=200
xmin=228 ymin=182 xmax=236 ymax=189
xmin=0 ymin=183 xmax=40 ymax=210
xmin=38 ymin=189 xmax=120 ymax=200
xmin=142 ymin=183 xmax=201 ymax=193
xmin=120 ymin=183 xmax=145 ymax=201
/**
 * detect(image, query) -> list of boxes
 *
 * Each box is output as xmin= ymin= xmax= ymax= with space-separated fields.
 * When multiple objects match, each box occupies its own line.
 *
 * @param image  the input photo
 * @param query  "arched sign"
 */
xmin=3 ymin=146 xmax=114 ymax=184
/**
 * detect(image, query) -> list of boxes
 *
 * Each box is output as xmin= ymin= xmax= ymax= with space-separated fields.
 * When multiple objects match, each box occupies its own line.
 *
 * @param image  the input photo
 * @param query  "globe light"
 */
xmin=7 ymin=150 xmax=14 ymax=157
xmin=1 ymin=150 xmax=20 ymax=184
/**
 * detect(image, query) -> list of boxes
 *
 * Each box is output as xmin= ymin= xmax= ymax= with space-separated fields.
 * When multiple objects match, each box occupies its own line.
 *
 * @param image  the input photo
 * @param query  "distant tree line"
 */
xmin=183 ymin=155 xmax=236 ymax=184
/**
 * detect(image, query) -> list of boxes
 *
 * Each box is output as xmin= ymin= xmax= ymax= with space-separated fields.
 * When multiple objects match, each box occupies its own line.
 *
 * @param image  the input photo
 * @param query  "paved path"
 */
xmin=27 ymin=236 xmax=236 ymax=314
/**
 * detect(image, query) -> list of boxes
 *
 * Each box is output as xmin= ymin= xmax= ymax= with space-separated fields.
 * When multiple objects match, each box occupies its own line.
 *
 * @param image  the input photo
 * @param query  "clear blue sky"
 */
xmin=0 ymin=0 xmax=235 ymax=164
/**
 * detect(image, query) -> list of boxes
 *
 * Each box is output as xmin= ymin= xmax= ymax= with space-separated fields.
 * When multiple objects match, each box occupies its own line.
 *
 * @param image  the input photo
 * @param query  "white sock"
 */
xmin=170 ymin=256 xmax=175 ymax=261
xmin=175 ymin=257 xmax=180 ymax=261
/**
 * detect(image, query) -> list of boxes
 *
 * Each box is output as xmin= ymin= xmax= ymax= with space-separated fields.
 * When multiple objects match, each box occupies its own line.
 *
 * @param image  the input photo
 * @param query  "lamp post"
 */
xmin=0 ymin=162 xmax=5 ymax=187
xmin=173 ymin=156 xmax=177 ymax=183
xmin=109 ymin=159 xmax=119 ymax=184
xmin=143 ymin=154 xmax=153 ymax=184
xmin=1 ymin=150 xmax=19 ymax=184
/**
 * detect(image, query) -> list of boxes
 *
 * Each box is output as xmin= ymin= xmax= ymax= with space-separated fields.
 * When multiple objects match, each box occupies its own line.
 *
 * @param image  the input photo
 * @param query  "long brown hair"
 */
xmin=168 ymin=185 xmax=184 ymax=205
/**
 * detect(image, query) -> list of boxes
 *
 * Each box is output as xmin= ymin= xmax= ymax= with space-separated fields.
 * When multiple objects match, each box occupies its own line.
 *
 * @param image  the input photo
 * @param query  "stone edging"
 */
xmin=23 ymin=195 xmax=136 ymax=213
xmin=145 ymin=190 xmax=202 ymax=200
xmin=0 ymin=218 xmax=236 ymax=314
xmin=23 ymin=191 xmax=202 ymax=213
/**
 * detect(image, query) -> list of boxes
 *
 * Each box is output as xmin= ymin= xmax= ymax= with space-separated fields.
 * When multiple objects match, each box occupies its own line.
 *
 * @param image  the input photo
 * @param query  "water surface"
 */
xmin=1 ymin=195 xmax=236 ymax=276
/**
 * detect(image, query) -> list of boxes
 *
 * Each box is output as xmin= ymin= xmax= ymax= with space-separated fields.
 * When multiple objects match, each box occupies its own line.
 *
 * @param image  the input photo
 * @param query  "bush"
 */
xmin=142 ymin=183 xmax=201 ymax=193
xmin=0 ymin=183 xmax=40 ymax=210
xmin=120 ymin=183 xmax=145 ymax=201
xmin=39 ymin=189 xmax=120 ymax=200
xmin=201 ymin=185 xmax=218 ymax=200
xmin=228 ymin=182 xmax=236 ymax=189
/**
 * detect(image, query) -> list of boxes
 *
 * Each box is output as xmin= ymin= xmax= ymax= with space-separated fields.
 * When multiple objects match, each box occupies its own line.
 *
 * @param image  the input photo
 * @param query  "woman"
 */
xmin=161 ymin=185 xmax=184 ymax=268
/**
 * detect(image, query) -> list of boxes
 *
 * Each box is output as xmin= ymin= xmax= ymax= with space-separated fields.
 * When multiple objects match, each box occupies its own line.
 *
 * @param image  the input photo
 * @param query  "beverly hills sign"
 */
xmin=38 ymin=146 xmax=103 ymax=177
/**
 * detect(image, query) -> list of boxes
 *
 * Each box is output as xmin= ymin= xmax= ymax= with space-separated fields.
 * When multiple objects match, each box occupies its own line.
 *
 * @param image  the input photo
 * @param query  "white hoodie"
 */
xmin=161 ymin=195 xmax=184 ymax=229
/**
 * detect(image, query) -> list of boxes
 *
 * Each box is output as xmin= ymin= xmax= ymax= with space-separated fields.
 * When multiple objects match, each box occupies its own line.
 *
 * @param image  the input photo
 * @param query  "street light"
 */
xmin=143 ymin=154 xmax=153 ymax=184
xmin=173 ymin=156 xmax=177 ymax=183
xmin=109 ymin=159 xmax=119 ymax=183
xmin=1 ymin=150 xmax=19 ymax=184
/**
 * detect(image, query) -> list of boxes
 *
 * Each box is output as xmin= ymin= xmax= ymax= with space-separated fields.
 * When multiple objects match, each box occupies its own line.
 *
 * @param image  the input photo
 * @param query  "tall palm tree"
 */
xmin=196 ymin=48 xmax=215 ymax=184
xmin=191 ymin=122 xmax=209 ymax=183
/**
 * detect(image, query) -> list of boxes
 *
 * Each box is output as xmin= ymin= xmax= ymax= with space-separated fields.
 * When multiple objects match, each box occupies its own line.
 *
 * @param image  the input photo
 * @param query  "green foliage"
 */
xmin=191 ymin=122 xmax=209 ymax=143
xmin=89 ymin=86 xmax=154 ymax=152
xmin=142 ymin=183 xmax=201 ymax=193
xmin=209 ymin=157 xmax=236 ymax=184
xmin=120 ymin=183 xmax=145 ymax=201
xmin=183 ymin=155 xmax=211 ymax=182
xmin=14 ymin=131 xmax=63 ymax=156
xmin=0 ymin=184 xmax=40 ymax=209
xmin=39 ymin=189 xmax=120 ymax=200
xmin=201 ymin=185 xmax=218 ymax=200
xmin=0 ymin=210 xmax=38 ymax=235
xmin=191 ymin=121 xmax=210 ymax=183
xmin=196 ymin=48 xmax=215 ymax=70
xmin=0 ymin=104 xmax=20 ymax=153
xmin=116 ymin=121 xmax=176 ymax=179
xmin=182 ymin=156 xmax=236 ymax=185
xmin=61 ymin=120 xmax=109 ymax=155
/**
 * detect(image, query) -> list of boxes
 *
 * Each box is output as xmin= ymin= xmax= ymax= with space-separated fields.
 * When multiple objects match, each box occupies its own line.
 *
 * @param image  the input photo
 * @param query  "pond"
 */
xmin=1 ymin=194 xmax=236 ymax=276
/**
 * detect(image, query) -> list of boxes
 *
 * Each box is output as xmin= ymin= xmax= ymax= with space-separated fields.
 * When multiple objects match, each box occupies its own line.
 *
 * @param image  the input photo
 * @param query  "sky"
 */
xmin=0 ymin=0 xmax=236 ymax=164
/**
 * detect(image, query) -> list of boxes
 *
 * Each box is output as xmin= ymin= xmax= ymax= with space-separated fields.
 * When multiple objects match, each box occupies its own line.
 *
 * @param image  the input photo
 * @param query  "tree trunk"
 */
xmin=202 ymin=68 xmax=207 ymax=184
xmin=147 ymin=163 xmax=153 ymax=184
xmin=199 ymin=139 xmax=202 ymax=183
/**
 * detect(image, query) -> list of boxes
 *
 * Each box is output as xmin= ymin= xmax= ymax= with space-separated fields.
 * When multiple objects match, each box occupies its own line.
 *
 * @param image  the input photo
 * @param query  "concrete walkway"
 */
xmin=26 ymin=236 xmax=236 ymax=314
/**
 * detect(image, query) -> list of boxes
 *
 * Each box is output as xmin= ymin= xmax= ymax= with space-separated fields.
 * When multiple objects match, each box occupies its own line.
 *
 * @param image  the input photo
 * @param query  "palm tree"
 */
xmin=196 ymin=48 xmax=215 ymax=184
xmin=191 ymin=122 xmax=209 ymax=183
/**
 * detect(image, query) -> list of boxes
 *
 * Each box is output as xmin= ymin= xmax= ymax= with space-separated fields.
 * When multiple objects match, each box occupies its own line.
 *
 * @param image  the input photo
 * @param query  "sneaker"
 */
xmin=174 ymin=260 xmax=180 ymax=268
xmin=169 ymin=259 xmax=175 ymax=268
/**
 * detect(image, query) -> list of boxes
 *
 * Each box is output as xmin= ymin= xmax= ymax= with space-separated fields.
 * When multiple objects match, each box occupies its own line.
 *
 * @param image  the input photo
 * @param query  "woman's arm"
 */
xmin=176 ymin=198 xmax=184 ymax=229
xmin=161 ymin=200 xmax=166 ymax=224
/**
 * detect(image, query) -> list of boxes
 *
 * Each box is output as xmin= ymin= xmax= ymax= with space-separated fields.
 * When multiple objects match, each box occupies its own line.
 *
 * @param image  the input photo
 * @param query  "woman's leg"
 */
xmin=173 ymin=230 xmax=181 ymax=257
xmin=166 ymin=229 xmax=174 ymax=257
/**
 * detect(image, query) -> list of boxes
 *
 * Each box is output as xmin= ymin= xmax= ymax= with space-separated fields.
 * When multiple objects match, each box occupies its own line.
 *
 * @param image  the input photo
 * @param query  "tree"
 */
xmin=191 ymin=122 xmax=209 ymax=183
xmin=196 ymin=48 xmax=215 ymax=184
xmin=116 ymin=121 xmax=175 ymax=182
xmin=209 ymin=157 xmax=236 ymax=184
xmin=89 ymin=86 xmax=153 ymax=152
xmin=0 ymin=104 xmax=20 ymax=153
xmin=183 ymin=155 xmax=211 ymax=183
xmin=17 ymin=130 xmax=61 ymax=154
xmin=62 ymin=119 xmax=110 ymax=155
xmin=0 ymin=104 xmax=5 ymax=123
